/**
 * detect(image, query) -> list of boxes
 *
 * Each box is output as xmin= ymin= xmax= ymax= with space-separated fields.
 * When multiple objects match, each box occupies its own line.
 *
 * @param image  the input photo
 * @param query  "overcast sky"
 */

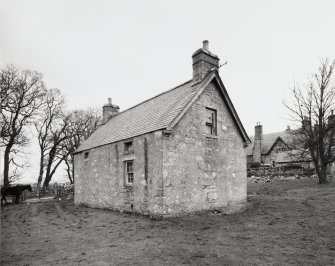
xmin=1 ymin=0 xmax=335 ymax=183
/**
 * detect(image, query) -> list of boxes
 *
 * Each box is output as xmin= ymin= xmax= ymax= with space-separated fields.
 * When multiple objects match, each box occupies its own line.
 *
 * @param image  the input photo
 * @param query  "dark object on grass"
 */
xmin=1 ymin=185 xmax=32 ymax=207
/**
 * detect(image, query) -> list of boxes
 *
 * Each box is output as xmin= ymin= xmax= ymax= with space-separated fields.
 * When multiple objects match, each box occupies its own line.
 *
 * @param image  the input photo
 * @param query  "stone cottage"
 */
xmin=246 ymin=123 xmax=293 ymax=168
xmin=74 ymin=41 xmax=250 ymax=217
xmin=246 ymin=123 xmax=313 ymax=169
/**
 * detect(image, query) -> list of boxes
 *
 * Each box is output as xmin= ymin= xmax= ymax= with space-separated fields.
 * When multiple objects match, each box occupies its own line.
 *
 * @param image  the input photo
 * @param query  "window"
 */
xmin=206 ymin=108 xmax=217 ymax=135
xmin=124 ymin=141 xmax=133 ymax=153
xmin=276 ymin=147 xmax=287 ymax=153
xmin=84 ymin=152 xmax=89 ymax=159
xmin=124 ymin=160 xmax=134 ymax=185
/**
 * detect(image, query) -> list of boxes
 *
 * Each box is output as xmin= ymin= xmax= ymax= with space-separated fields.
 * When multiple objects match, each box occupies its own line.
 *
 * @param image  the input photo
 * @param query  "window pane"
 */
xmin=206 ymin=125 xmax=213 ymax=135
xmin=206 ymin=110 xmax=213 ymax=124
xmin=127 ymin=162 xmax=133 ymax=172
xmin=206 ymin=108 xmax=216 ymax=135
xmin=128 ymin=173 xmax=134 ymax=183
xmin=125 ymin=141 xmax=133 ymax=152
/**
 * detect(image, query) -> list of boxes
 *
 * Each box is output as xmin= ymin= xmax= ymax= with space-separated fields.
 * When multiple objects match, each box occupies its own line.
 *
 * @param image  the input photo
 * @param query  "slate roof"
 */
xmin=75 ymin=71 xmax=250 ymax=153
xmin=246 ymin=131 xmax=292 ymax=156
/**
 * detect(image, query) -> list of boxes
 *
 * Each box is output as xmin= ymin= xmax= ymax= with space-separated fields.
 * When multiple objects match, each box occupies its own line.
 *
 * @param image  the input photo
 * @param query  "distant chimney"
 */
xmin=286 ymin=125 xmax=291 ymax=132
xmin=254 ymin=122 xmax=263 ymax=140
xmin=253 ymin=122 xmax=262 ymax=163
xmin=102 ymin=97 xmax=120 ymax=123
xmin=192 ymin=40 xmax=220 ymax=84
xmin=203 ymin=40 xmax=209 ymax=50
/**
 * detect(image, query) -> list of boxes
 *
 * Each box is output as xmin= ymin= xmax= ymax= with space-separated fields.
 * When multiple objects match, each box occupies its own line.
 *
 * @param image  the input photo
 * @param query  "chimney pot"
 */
xmin=203 ymin=40 xmax=209 ymax=50
xmin=108 ymin=97 xmax=112 ymax=106
xmin=192 ymin=40 xmax=219 ymax=84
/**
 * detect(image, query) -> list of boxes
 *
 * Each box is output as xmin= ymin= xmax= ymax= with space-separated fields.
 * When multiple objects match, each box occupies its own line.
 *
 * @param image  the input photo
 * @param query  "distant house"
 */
xmin=246 ymin=123 xmax=314 ymax=169
xmin=73 ymin=41 xmax=250 ymax=217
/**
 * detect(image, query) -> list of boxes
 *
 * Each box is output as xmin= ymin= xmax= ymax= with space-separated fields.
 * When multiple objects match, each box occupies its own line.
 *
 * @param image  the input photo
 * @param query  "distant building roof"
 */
xmin=75 ymin=71 xmax=250 ymax=153
xmin=246 ymin=131 xmax=292 ymax=156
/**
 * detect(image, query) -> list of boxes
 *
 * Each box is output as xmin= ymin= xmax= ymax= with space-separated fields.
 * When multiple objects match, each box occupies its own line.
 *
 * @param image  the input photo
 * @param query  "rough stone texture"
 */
xmin=74 ymin=131 xmax=166 ymax=216
xmin=161 ymin=81 xmax=247 ymax=216
xmin=74 ymin=81 xmax=247 ymax=217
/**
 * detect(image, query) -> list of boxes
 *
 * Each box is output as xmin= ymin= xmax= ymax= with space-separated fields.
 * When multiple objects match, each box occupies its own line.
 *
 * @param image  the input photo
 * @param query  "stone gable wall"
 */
xmin=161 ymin=81 xmax=247 ymax=215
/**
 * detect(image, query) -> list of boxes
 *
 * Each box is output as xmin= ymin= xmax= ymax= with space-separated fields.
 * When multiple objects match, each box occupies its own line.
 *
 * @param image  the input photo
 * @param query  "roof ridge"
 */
xmin=108 ymin=79 xmax=193 ymax=120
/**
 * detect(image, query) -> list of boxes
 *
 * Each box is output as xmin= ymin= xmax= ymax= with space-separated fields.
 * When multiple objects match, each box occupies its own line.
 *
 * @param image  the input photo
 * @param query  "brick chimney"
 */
xmin=192 ymin=40 xmax=220 ymax=84
xmin=102 ymin=97 xmax=119 ymax=123
xmin=253 ymin=122 xmax=262 ymax=163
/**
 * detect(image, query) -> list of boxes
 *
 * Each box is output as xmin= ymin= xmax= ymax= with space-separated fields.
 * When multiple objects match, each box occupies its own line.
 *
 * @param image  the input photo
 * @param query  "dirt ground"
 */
xmin=1 ymin=178 xmax=335 ymax=266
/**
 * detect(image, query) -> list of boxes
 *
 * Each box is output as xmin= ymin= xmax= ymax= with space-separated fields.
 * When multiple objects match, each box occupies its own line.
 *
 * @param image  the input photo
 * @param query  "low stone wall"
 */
xmin=247 ymin=167 xmax=310 ymax=178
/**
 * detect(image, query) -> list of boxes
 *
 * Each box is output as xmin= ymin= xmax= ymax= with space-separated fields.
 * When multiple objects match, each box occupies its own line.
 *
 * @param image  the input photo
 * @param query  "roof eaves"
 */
xmin=73 ymin=127 xmax=166 ymax=154
xmin=213 ymin=71 xmax=251 ymax=144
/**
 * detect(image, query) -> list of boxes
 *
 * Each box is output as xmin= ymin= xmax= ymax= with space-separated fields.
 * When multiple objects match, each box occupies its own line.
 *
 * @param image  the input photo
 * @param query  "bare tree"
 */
xmin=284 ymin=59 xmax=335 ymax=184
xmin=63 ymin=109 xmax=100 ymax=184
xmin=34 ymin=88 xmax=65 ymax=190
xmin=42 ymin=113 xmax=71 ymax=188
xmin=1 ymin=65 xmax=46 ymax=187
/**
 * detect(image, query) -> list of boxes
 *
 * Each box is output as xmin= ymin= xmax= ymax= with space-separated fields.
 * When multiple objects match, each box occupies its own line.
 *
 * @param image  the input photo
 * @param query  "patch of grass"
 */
xmin=1 ymin=178 xmax=335 ymax=265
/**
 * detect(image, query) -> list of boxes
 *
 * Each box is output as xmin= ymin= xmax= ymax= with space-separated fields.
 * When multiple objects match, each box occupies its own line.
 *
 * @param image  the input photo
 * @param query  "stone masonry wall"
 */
xmin=74 ymin=131 xmax=165 ymax=216
xmin=161 ymin=81 xmax=247 ymax=216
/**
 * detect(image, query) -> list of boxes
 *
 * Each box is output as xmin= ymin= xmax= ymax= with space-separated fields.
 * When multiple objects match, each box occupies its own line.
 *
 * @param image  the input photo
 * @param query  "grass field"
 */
xmin=1 ymin=178 xmax=335 ymax=265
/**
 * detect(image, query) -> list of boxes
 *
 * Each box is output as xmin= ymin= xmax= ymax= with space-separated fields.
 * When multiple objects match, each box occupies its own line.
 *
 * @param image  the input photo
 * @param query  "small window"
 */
xmin=206 ymin=108 xmax=217 ymax=135
xmin=124 ymin=141 xmax=133 ymax=153
xmin=124 ymin=160 xmax=134 ymax=185
xmin=84 ymin=152 xmax=89 ymax=159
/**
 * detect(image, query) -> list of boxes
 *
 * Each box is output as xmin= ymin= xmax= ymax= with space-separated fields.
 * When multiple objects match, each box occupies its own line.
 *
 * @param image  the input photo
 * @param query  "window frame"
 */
xmin=205 ymin=107 xmax=217 ymax=136
xmin=124 ymin=140 xmax=133 ymax=154
xmin=124 ymin=160 xmax=134 ymax=185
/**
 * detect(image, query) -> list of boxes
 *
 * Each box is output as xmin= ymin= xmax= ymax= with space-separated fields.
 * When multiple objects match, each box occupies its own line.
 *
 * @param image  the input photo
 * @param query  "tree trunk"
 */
xmin=37 ymin=152 xmax=44 ymax=189
xmin=43 ymin=162 xmax=52 ymax=189
xmin=3 ymin=146 xmax=11 ymax=187
xmin=319 ymin=164 xmax=327 ymax=184
xmin=43 ymin=156 xmax=65 ymax=188
xmin=64 ymin=158 xmax=73 ymax=184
